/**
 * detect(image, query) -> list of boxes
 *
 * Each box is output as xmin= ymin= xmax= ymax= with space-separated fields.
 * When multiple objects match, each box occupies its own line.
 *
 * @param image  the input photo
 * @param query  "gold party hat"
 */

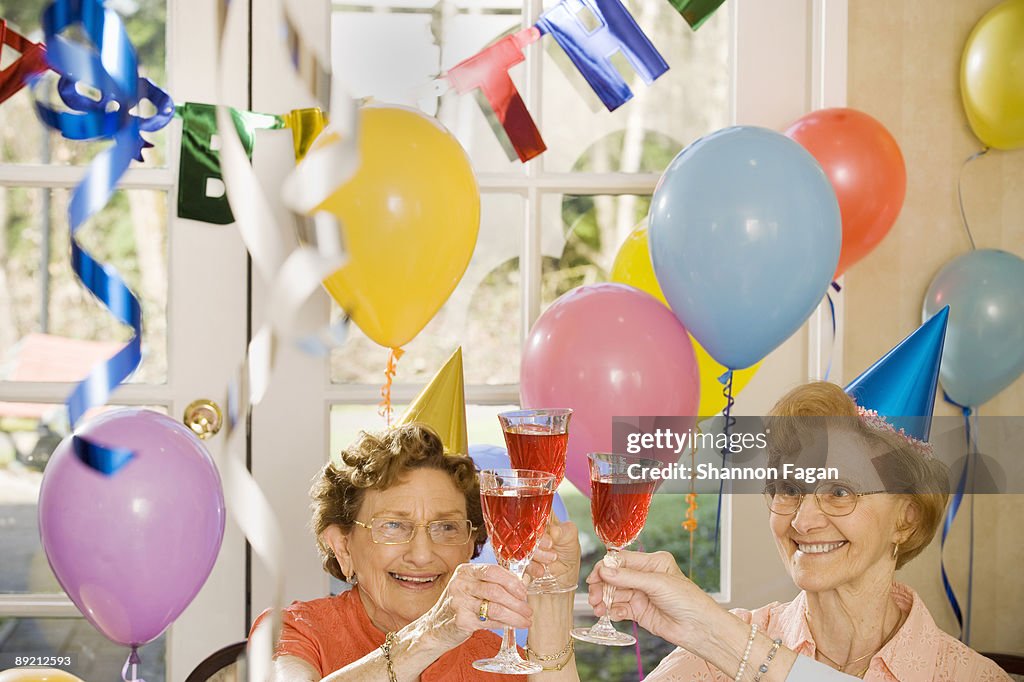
xmin=396 ymin=347 xmax=468 ymax=456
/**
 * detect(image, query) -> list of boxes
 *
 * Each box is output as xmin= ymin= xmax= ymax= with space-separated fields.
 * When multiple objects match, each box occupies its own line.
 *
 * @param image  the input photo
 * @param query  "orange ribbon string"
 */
xmin=682 ymin=437 xmax=698 ymax=573
xmin=378 ymin=347 xmax=404 ymax=426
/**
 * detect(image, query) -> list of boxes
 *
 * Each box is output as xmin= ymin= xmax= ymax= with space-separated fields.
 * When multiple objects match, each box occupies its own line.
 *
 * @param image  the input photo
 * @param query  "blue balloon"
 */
xmin=649 ymin=126 xmax=841 ymax=370
xmin=467 ymin=443 xmax=570 ymax=647
xmin=923 ymin=249 xmax=1024 ymax=407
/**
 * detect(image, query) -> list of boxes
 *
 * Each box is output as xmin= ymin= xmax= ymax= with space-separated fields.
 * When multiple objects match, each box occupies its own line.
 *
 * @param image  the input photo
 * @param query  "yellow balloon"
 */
xmin=610 ymin=222 xmax=760 ymax=416
xmin=320 ymin=106 xmax=480 ymax=348
xmin=0 ymin=670 xmax=84 ymax=682
xmin=961 ymin=0 xmax=1024 ymax=150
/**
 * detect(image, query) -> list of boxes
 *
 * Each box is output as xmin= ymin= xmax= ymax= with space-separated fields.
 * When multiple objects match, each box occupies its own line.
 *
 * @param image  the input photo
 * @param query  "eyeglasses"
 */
xmin=763 ymin=482 xmax=884 ymax=517
xmin=352 ymin=517 xmax=477 ymax=545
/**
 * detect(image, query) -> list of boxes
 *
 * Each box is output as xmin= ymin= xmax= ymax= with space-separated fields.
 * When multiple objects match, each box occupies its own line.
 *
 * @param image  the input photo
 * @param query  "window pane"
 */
xmin=330 ymin=193 xmax=522 ymax=386
xmin=540 ymin=192 xmax=651 ymax=308
xmin=0 ymin=0 xmax=169 ymax=168
xmin=539 ymin=0 xmax=729 ymax=173
xmin=0 ymin=405 xmax=169 ymax=594
xmin=331 ymin=2 xmax=524 ymax=172
xmin=0 ymin=189 xmax=168 ymax=384
xmin=0 ymin=617 xmax=165 ymax=681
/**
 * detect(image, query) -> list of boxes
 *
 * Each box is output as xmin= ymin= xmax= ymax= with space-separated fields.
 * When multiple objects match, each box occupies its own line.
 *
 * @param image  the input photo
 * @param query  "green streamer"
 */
xmin=177 ymin=102 xmax=283 ymax=225
xmin=668 ymin=0 xmax=727 ymax=30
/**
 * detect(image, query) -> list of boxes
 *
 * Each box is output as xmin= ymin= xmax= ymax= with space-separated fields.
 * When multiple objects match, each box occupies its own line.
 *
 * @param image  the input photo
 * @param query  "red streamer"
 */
xmin=446 ymin=27 xmax=545 ymax=163
xmin=0 ymin=20 xmax=49 ymax=104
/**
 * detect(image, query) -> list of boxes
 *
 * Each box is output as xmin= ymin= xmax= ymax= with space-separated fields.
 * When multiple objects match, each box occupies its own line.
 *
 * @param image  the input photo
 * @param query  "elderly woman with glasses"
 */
xmin=584 ymin=382 xmax=1009 ymax=681
xmin=258 ymin=423 xmax=581 ymax=681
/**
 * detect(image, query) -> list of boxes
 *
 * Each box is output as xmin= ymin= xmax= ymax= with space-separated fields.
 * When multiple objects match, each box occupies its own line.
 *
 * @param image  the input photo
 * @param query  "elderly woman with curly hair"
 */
xmin=584 ymin=382 xmax=1010 ymax=681
xmin=256 ymin=422 xmax=580 ymax=681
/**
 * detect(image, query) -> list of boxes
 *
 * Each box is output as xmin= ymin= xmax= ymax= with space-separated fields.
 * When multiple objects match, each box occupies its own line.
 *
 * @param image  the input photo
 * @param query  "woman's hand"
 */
xmin=586 ymin=550 xmax=725 ymax=650
xmin=412 ymin=562 xmax=533 ymax=649
xmin=526 ymin=516 xmax=581 ymax=590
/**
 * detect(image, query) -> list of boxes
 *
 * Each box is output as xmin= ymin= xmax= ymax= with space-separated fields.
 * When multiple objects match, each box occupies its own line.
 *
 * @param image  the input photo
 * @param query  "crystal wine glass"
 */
xmin=498 ymin=408 xmax=574 ymax=594
xmin=473 ymin=468 xmax=556 ymax=675
xmin=571 ymin=452 xmax=659 ymax=646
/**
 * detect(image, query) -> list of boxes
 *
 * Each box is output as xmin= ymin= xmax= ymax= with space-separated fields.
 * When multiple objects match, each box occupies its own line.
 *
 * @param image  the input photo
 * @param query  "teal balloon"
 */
xmin=844 ymin=307 xmax=949 ymax=441
xmin=649 ymin=126 xmax=841 ymax=370
xmin=923 ymin=249 xmax=1024 ymax=407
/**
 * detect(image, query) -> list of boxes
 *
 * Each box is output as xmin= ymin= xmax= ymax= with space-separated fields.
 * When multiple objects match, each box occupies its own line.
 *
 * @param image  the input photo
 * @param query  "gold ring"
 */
xmin=478 ymin=599 xmax=490 ymax=622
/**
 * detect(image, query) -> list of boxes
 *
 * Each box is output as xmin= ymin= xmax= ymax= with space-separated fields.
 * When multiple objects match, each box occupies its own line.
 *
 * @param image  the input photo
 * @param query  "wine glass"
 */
xmin=473 ymin=468 xmax=557 ymax=675
xmin=498 ymin=408 xmax=575 ymax=594
xmin=571 ymin=452 xmax=659 ymax=646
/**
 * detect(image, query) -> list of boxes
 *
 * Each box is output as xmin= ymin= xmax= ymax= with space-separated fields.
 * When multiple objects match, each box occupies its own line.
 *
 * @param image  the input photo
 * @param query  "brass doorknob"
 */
xmin=183 ymin=399 xmax=224 ymax=440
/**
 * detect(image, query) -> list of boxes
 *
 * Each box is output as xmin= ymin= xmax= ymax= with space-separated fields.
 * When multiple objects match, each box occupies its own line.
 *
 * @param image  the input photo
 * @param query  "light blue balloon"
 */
xmin=649 ymin=126 xmax=841 ymax=370
xmin=923 ymin=249 xmax=1024 ymax=407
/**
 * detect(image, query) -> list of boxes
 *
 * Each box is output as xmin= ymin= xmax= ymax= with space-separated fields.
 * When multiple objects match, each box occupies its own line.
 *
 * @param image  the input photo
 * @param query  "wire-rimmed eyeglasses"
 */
xmin=352 ymin=517 xmax=477 ymax=545
xmin=764 ymin=481 xmax=885 ymax=517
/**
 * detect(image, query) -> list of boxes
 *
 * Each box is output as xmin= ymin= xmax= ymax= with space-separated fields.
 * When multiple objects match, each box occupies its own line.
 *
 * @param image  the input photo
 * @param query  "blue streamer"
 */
xmin=32 ymin=0 xmax=174 ymax=475
xmin=536 ymin=0 xmax=669 ymax=111
xmin=822 ymin=282 xmax=841 ymax=382
xmin=940 ymin=393 xmax=974 ymax=641
xmin=713 ymin=369 xmax=734 ymax=555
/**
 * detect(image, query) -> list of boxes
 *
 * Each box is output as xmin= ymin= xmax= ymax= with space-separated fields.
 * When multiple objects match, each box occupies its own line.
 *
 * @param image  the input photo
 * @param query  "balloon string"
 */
xmin=957 ymin=147 xmax=989 ymax=251
xmin=379 ymin=347 xmax=404 ymax=425
xmin=713 ymin=371 xmax=734 ymax=556
xmin=121 ymin=646 xmax=146 ymax=682
xmin=940 ymin=395 xmax=972 ymax=640
xmin=681 ymin=426 xmax=698 ymax=576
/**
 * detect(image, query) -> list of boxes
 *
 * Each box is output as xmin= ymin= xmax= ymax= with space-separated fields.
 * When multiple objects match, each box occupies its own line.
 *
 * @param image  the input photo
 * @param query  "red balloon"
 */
xmin=784 ymin=108 xmax=906 ymax=278
xmin=520 ymin=283 xmax=700 ymax=497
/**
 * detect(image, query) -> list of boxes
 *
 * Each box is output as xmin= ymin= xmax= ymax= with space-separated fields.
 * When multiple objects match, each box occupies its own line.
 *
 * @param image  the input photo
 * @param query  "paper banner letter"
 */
xmin=446 ymin=27 xmax=546 ymax=162
xmin=177 ymin=102 xmax=282 ymax=224
xmin=0 ymin=19 xmax=49 ymax=104
xmin=669 ymin=0 xmax=727 ymax=30
xmin=537 ymin=0 xmax=669 ymax=111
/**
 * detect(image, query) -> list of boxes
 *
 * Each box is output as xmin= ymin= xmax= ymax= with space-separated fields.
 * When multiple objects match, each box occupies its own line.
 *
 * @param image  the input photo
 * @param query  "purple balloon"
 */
xmin=38 ymin=408 xmax=226 ymax=647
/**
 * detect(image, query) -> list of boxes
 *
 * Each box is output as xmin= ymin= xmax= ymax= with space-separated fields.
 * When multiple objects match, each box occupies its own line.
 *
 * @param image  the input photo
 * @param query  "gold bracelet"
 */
xmin=380 ymin=631 xmax=398 ymax=682
xmin=526 ymin=638 xmax=575 ymax=671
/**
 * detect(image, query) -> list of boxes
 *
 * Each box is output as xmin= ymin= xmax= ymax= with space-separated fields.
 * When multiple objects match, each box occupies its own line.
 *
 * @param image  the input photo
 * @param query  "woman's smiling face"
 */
xmin=327 ymin=468 xmax=476 ymax=632
xmin=769 ymin=427 xmax=909 ymax=594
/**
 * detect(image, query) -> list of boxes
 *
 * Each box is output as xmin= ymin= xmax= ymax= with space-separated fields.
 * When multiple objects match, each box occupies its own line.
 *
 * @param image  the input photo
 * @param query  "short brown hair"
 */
xmin=766 ymin=382 xmax=949 ymax=569
xmin=310 ymin=423 xmax=485 ymax=582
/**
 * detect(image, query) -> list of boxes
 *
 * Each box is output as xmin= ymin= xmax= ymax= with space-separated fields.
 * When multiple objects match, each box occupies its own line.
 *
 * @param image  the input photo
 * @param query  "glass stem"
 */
xmin=500 ymin=557 xmax=530 ymax=658
xmin=594 ymin=548 xmax=621 ymax=633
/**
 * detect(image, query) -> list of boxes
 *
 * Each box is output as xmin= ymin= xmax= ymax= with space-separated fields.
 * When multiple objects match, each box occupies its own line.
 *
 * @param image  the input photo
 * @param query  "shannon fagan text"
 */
xmin=624 ymin=428 xmax=768 ymax=455
xmin=627 ymin=462 xmax=840 ymax=485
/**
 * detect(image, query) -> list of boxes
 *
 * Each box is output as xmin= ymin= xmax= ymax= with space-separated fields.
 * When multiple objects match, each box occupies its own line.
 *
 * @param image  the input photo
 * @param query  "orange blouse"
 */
xmin=252 ymin=587 xmax=525 ymax=681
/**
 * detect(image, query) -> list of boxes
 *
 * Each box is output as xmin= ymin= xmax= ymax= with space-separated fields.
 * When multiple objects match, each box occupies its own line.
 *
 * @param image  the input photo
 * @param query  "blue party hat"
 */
xmin=844 ymin=306 xmax=949 ymax=442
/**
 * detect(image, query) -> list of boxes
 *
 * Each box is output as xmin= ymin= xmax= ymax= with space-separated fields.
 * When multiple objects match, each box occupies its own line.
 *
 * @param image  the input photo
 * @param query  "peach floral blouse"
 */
xmin=645 ymin=583 xmax=1010 ymax=682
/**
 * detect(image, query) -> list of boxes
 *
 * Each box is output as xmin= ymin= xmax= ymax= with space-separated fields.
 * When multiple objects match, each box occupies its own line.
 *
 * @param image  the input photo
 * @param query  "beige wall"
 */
xmin=847 ymin=0 xmax=1024 ymax=653
xmin=720 ymin=0 xmax=1023 ymax=656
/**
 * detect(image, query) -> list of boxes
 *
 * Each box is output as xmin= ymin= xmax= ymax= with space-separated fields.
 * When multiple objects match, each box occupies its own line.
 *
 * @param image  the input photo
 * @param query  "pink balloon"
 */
xmin=521 ymin=283 xmax=699 ymax=497
xmin=38 ymin=408 xmax=225 ymax=647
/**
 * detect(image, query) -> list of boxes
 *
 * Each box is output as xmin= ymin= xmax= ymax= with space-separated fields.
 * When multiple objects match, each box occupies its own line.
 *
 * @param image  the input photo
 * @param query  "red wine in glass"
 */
xmin=474 ymin=468 xmax=556 ymax=675
xmin=572 ymin=453 xmax=661 ymax=647
xmin=481 ymin=486 xmax=554 ymax=562
xmin=498 ymin=408 xmax=573 ymax=594
xmin=591 ymin=477 xmax=657 ymax=548
xmin=504 ymin=426 xmax=569 ymax=481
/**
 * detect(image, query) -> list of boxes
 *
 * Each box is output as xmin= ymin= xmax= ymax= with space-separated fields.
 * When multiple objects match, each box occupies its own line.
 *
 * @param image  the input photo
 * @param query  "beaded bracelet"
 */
xmin=381 ymin=631 xmax=398 ymax=682
xmin=526 ymin=638 xmax=575 ymax=671
xmin=752 ymin=638 xmax=783 ymax=682
xmin=735 ymin=623 xmax=759 ymax=681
